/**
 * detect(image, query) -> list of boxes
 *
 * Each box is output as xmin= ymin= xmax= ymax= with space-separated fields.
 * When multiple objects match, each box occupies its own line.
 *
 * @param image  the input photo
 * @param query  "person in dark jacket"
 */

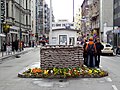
xmin=14 ymin=39 xmax=19 ymax=52
xmin=83 ymin=38 xmax=88 ymax=66
xmin=3 ymin=41 xmax=7 ymax=51
xmin=95 ymin=38 xmax=104 ymax=68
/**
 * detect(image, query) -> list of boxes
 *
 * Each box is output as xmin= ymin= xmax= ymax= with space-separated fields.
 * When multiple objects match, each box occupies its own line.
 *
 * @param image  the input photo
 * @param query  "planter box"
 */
xmin=40 ymin=45 xmax=83 ymax=69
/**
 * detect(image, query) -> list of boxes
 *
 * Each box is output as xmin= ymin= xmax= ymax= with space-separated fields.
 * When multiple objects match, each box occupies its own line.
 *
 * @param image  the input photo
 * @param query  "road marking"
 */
xmin=106 ymin=77 xmax=112 ymax=82
xmin=112 ymin=85 xmax=118 ymax=90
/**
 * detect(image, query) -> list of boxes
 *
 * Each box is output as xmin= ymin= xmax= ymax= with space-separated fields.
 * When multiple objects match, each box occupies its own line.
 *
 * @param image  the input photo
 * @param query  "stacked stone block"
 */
xmin=40 ymin=45 xmax=83 ymax=69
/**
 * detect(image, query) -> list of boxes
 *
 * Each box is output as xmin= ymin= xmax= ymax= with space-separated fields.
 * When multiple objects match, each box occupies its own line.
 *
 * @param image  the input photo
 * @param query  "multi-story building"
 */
xmin=36 ymin=0 xmax=54 ymax=40
xmin=81 ymin=0 xmax=92 ymax=38
xmin=36 ymin=0 xmax=43 ymax=39
xmin=31 ymin=0 xmax=36 ymax=41
xmin=113 ymin=0 xmax=120 ymax=46
xmin=75 ymin=8 xmax=81 ymax=30
xmin=89 ymin=0 xmax=100 ymax=40
xmin=81 ymin=0 xmax=113 ymax=42
xmin=4 ymin=0 xmax=31 ymax=45
xmin=114 ymin=0 xmax=120 ymax=27
xmin=100 ymin=0 xmax=113 ymax=42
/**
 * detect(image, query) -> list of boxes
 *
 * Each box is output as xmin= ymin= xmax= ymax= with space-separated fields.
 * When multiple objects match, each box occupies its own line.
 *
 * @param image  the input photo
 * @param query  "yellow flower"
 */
xmin=44 ymin=70 xmax=49 ymax=75
xmin=94 ymin=70 xmax=98 ymax=73
xmin=88 ymin=70 xmax=92 ymax=74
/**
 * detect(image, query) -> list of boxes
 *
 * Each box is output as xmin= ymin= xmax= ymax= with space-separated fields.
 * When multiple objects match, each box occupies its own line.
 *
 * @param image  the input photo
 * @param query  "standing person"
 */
xmin=86 ymin=37 xmax=97 ymax=68
xmin=29 ymin=41 xmax=31 ymax=47
xmin=95 ymin=38 xmax=104 ymax=68
xmin=3 ymin=41 xmax=7 ymax=52
xmin=32 ymin=41 xmax=34 ymax=47
xmin=14 ymin=39 xmax=19 ymax=52
xmin=12 ymin=41 xmax=15 ymax=51
xmin=83 ymin=38 xmax=88 ymax=66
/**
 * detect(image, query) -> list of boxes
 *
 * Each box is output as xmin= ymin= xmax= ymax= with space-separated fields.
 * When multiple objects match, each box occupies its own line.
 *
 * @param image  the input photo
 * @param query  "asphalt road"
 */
xmin=0 ymin=48 xmax=120 ymax=90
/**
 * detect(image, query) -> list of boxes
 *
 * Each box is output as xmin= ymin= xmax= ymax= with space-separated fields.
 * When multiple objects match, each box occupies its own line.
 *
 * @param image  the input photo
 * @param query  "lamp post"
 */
xmin=113 ymin=0 xmax=115 ymax=54
xmin=49 ymin=0 xmax=52 ymax=45
xmin=73 ymin=0 xmax=74 ymax=22
xmin=19 ymin=0 xmax=22 ymax=51
xmin=0 ymin=0 xmax=1 ymax=50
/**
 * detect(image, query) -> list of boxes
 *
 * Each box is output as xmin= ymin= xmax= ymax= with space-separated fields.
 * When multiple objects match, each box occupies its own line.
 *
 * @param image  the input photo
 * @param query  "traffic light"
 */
xmin=1 ymin=0 xmax=5 ymax=23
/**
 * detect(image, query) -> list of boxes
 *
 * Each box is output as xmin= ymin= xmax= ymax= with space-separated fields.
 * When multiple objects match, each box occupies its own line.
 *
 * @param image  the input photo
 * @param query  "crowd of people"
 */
xmin=2 ymin=40 xmax=38 ymax=54
xmin=83 ymin=37 xmax=104 ymax=68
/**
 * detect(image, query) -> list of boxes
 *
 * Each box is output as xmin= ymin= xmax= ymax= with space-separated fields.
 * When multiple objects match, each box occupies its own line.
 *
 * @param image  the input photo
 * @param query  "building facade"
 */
xmin=113 ymin=0 xmax=120 ymax=46
xmin=75 ymin=8 xmax=81 ymax=31
xmin=81 ymin=0 xmax=92 ymax=38
xmin=81 ymin=0 xmax=113 ymax=42
xmin=36 ymin=0 xmax=54 ymax=40
xmin=4 ymin=0 xmax=31 ymax=45
xmin=30 ymin=0 xmax=36 ymax=41
xmin=100 ymin=0 xmax=113 ymax=42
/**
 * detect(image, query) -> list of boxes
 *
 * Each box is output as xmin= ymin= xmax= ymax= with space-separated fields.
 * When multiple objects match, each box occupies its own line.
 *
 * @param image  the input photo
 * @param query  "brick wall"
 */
xmin=40 ymin=45 xmax=83 ymax=69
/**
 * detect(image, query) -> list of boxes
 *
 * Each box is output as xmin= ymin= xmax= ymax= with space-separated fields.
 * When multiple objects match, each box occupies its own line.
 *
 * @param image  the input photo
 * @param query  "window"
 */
xmin=70 ymin=24 xmax=74 ymax=26
xmin=106 ymin=44 xmax=111 ymax=47
xmin=52 ymin=24 xmax=55 ymax=27
xmin=6 ymin=2 xmax=9 ymax=17
xmin=56 ymin=24 xmax=61 ymax=26
xmin=62 ymin=24 xmax=65 ymax=26
xmin=59 ymin=35 xmax=67 ymax=45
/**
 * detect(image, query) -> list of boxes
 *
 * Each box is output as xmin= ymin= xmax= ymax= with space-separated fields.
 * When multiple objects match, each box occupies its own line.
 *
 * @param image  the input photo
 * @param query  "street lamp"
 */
xmin=19 ymin=0 xmax=22 ymax=51
xmin=49 ymin=0 xmax=52 ymax=45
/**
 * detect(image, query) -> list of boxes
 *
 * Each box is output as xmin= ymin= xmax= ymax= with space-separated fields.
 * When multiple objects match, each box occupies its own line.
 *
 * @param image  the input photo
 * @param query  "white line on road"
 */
xmin=112 ymin=85 xmax=118 ymax=90
xmin=106 ymin=77 xmax=112 ymax=82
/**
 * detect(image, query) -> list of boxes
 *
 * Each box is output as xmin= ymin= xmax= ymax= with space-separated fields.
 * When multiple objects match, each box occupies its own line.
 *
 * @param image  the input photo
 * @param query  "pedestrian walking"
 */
xmin=95 ymin=38 xmax=104 ymax=68
xmin=85 ymin=37 xmax=97 ymax=68
xmin=83 ymin=38 xmax=88 ymax=66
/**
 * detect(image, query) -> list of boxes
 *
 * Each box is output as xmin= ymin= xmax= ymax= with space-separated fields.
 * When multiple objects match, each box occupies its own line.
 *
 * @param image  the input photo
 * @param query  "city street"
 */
xmin=0 ymin=48 xmax=120 ymax=90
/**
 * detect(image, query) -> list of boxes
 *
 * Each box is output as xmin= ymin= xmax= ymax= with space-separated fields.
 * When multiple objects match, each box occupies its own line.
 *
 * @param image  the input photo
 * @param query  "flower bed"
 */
xmin=18 ymin=66 xmax=108 ymax=78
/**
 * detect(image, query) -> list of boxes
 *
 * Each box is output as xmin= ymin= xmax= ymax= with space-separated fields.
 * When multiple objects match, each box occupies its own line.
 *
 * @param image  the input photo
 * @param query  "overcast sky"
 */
xmin=46 ymin=0 xmax=84 ymax=22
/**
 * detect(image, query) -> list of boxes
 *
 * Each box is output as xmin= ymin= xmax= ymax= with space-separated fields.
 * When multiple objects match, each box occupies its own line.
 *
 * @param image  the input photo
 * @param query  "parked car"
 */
xmin=101 ymin=43 xmax=114 ymax=55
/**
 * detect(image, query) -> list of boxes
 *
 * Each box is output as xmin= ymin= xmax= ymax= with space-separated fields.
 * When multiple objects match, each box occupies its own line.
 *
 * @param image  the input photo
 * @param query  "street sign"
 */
xmin=1 ymin=0 xmax=5 ymax=22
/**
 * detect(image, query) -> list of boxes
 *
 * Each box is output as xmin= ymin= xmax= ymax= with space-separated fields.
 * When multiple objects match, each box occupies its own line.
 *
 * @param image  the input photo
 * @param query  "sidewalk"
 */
xmin=0 ymin=47 xmax=38 ymax=60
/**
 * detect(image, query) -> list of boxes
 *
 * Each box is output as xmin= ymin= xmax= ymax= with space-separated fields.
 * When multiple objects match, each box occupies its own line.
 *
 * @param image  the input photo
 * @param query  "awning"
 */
xmin=0 ymin=33 xmax=6 ymax=37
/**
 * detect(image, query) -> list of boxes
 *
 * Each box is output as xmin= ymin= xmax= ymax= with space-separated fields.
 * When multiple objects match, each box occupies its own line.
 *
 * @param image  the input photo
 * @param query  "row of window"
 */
xmin=6 ymin=1 xmax=31 ymax=25
xmin=15 ymin=0 xmax=31 ymax=10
